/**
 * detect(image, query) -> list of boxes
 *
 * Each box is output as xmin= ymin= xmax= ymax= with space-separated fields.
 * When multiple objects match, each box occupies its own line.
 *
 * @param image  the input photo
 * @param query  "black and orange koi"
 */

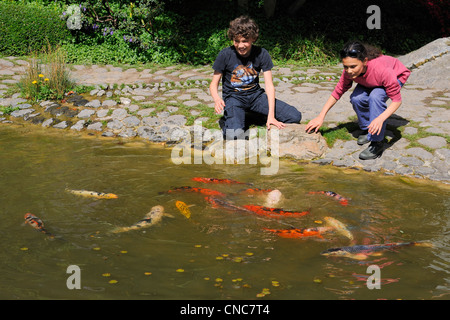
xmin=192 ymin=177 xmax=250 ymax=185
xmin=241 ymin=188 xmax=273 ymax=194
xmin=242 ymin=205 xmax=310 ymax=218
xmin=309 ymin=191 xmax=350 ymax=206
xmin=264 ymin=226 xmax=333 ymax=239
xmin=162 ymin=186 xmax=226 ymax=197
xmin=24 ymin=213 xmax=54 ymax=237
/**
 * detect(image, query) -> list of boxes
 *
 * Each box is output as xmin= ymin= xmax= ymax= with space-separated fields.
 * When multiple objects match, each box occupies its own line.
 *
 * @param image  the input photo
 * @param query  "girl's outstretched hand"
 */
xmin=305 ymin=117 xmax=323 ymax=133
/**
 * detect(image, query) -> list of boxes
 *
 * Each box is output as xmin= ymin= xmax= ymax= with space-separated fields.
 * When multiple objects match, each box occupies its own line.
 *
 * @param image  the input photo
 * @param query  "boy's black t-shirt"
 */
xmin=212 ymin=45 xmax=274 ymax=99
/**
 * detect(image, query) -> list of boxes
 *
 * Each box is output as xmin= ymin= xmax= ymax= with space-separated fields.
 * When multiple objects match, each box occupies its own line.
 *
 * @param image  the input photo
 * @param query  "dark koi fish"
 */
xmin=264 ymin=226 xmax=333 ymax=239
xmin=321 ymin=241 xmax=433 ymax=260
xmin=309 ymin=191 xmax=350 ymax=206
xmin=162 ymin=186 xmax=226 ymax=197
xmin=242 ymin=205 xmax=310 ymax=218
xmin=204 ymin=196 xmax=253 ymax=213
xmin=24 ymin=213 xmax=54 ymax=237
xmin=192 ymin=177 xmax=250 ymax=185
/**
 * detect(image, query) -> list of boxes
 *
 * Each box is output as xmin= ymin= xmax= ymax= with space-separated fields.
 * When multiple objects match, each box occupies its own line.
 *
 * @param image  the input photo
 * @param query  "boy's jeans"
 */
xmin=350 ymin=80 xmax=404 ymax=142
xmin=222 ymin=89 xmax=302 ymax=140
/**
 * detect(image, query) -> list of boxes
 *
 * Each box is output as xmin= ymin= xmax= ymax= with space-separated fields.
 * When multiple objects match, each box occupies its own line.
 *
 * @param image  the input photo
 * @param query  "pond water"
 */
xmin=0 ymin=125 xmax=449 ymax=300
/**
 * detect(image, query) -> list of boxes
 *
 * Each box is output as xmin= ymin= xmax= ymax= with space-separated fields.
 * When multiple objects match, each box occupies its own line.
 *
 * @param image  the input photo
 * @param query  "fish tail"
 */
xmin=413 ymin=241 xmax=434 ymax=248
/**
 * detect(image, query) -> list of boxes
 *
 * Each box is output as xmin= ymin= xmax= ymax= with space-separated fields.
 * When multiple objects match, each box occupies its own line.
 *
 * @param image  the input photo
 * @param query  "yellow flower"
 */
xmin=38 ymin=74 xmax=44 ymax=78
xmin=44 ymin=78 xmax=49 ymax=81
xmin=32 ymin=81 xmax=37 ymax=84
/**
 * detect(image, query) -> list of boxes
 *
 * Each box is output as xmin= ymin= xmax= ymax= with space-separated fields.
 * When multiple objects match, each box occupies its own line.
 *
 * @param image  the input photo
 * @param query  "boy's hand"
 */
xmin=214 ymin=99 xmax=225 ymax=114
xmin=266 ymin=117 xmax=286 ymax=130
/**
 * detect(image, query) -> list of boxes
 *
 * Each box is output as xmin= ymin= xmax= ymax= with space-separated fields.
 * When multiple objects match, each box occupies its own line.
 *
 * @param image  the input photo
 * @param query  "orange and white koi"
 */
xmin=241 ymin=205 xmax=310 ymax=218
xmin=163 ymin=186 xmax=226 ymax=197
xmin=264 ymin=226 xmax=333 ymax=239
xmin=321 ymin=241 xmax=433 ymax=260
xmin=66 ymin=188 xmax=118 ymax=199
xmin=191 ymin=177 xmax=250 ymax=185
xmin=175 ymin=200 xmax=192 ymax=219
xmin=24 ymin=213 xmax=54 ymax=237
xmin=309 ymin=191 xmax=350 ymax=206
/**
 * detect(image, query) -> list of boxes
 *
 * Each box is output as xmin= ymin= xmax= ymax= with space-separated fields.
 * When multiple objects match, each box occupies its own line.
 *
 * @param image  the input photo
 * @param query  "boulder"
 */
xmin=268 ymin=124 xmax=328 ymax=160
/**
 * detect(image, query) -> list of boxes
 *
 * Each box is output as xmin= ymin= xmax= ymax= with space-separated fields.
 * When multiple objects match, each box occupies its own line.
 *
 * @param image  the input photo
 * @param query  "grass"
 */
xmin=17 ymin=45 xmax=74 ymax=103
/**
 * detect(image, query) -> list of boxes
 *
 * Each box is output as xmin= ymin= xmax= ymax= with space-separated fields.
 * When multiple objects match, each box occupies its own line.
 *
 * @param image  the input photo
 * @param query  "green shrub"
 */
xmin=0 ymin=2 xmax=71 ymax=56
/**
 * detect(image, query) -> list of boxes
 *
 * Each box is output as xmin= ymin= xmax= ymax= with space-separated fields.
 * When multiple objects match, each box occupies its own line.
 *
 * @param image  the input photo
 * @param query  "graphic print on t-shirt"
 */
xmin=231 ymin=63 xmax=258 ymax=91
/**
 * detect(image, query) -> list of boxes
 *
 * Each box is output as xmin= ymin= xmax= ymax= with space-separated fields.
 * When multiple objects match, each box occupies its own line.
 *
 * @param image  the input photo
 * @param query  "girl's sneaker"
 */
xmin=359 ymin=141 xmax=384 ymax=160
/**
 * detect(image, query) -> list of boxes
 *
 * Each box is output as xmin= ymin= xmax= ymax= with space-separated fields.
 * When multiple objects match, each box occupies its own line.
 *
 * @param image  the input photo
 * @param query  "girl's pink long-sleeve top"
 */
xmin=331 ymin=55 xmax=411 ymax=102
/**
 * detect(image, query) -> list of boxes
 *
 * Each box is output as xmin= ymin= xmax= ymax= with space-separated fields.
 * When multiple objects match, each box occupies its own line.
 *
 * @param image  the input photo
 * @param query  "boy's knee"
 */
xmin=284 ymin=109 xmax=302 ymax=124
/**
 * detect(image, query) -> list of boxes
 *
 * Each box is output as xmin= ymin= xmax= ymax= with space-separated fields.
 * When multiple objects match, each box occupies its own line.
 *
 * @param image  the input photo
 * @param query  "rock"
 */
xmin=77 ymin=109 xmax=95 ymax=119
xmin=417 ymin=136 xmax=447 ymax=149
xmin=53 ymin=121 xmax=70 ymax=129
xmin=268 ymin=124 xmax=328 ymax=160
xmin=10 ymin=109 xmax=34 ymax=118
xmin=87 ymin=122 xmax=103 ymax=131
xmin=71 ymin=120 xmax=86 ymax=131
xmin=85 ymin=99 xmax=101 ymax=108
xmin=398 ymin=37 xmax=450 ymax=69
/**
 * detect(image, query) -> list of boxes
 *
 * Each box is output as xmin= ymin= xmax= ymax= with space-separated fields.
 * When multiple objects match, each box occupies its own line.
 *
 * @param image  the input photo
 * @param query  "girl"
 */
xmin=305 ymin=41 xmax=411 ymax=160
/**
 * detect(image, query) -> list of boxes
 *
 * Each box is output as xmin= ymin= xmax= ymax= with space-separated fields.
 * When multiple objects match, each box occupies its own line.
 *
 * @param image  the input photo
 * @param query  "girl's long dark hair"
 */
xmin=340 ymin=41 xmax=382 ymax=61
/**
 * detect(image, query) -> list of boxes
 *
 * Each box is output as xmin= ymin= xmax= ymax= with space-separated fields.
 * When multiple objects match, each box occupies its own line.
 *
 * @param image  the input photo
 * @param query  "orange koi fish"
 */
xmin=309 ymin=191 xmax=350 ymax=206
xmin=264 ymin=226 xmax=332 ymax=239
xmin=162 ymin=186 xmax=226 ymax=197
xmin=24 ymin=213 xmax=54 ymax=237
xmin=192 ymin=177 xmax=250 ymax=185
xmin=242 ymin=205 xmax=310 ymax=218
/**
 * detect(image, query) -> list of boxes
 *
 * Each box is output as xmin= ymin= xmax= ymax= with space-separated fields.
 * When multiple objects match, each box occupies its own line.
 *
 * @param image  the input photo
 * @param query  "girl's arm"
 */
xmin=305 ymin=95 xmax=338 ymax=133
xmin=263 ymin=70 xmax=285 ymax=130
xmin=209 ymin=71 xmax=225 ymax=114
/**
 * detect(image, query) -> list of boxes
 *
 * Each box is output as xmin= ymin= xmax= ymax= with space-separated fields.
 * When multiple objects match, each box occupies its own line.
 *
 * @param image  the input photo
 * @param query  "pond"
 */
xmin=0 ymin=125 xmax=449 ymax=300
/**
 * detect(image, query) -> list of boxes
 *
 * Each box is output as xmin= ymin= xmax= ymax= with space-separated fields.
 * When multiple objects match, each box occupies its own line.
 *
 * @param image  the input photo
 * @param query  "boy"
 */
xmin=209 ymin=15 xmax=302 ymax=140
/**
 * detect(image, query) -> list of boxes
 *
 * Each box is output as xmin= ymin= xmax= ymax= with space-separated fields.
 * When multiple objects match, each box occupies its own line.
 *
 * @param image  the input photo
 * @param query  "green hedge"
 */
xmin=0 ymin=2 xmax=71 ymax=56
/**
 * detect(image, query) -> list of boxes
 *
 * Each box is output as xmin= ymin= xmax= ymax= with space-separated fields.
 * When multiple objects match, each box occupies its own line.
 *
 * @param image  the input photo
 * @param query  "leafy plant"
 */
xmin=18 ymin=46 xmax=74 ymax=102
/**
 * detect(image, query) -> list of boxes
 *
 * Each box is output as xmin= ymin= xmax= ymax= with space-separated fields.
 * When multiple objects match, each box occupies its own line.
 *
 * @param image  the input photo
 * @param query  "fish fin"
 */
xmin=164 ymin=213 xmax=175 ymax=218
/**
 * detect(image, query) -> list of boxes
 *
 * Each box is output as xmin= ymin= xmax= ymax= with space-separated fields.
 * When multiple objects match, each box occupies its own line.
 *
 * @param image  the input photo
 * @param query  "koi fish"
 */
xmin=205 ymin=196 xmax=253 ymax=213
xmin=112 ymin=205 xmax=173 ymax=233
xmin=24 ymin=213 xmax=54 ymax=237
xmin=162 ymin=186 xmax=226 ymax=197
xmin=323 ymin=216 xmax=354 ymax=240
xmin=241 ymin=205 xmax=310 ymax=218
xmin=241 ymin=188 xmax=273 ymax=194
xmin=264 ymin=226 xmax=333 ymax=239
xmin=192 ymin=177 xmax=250 ymax=185
xmin=175 ymin=200 xmax=192 ymax=219
xmin=264 ymin=189 xmax=283 ymax=207
xmin=309 ymin=191 xmax=349 ymax=206
xmin=66 ymin=188 xmax=118 ymax=199
xmin=320 ymin=241 xmax=433 ymax=260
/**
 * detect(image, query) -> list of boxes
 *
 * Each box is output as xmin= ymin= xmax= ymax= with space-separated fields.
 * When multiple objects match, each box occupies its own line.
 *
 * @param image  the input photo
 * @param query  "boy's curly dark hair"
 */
xmin=227 ymin=15 xmax=259 ymax=41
